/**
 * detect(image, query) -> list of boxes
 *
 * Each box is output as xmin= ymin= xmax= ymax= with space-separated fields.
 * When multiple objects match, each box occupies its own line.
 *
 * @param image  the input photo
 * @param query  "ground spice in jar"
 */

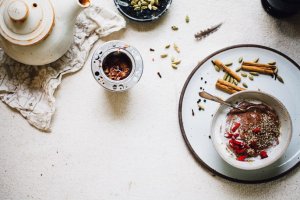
xmin=102 ymin=51 xmax=132 ymax=81
xmin=225 ymin=101 xmax=280 ymax=161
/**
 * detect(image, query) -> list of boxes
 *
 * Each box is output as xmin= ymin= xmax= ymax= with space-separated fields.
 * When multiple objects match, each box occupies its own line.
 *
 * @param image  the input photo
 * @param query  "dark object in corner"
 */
xmin=261 ymin=0 xmax=300 ymax=18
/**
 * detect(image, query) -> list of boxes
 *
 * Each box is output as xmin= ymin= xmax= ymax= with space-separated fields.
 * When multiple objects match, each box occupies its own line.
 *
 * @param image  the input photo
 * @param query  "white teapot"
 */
xmin=0 ymin=0 xmax=90 ymax=65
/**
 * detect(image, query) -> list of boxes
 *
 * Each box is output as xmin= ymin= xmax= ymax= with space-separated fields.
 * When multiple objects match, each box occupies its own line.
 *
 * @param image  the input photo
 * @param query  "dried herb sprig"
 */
xmin=195 ymin=23 xmax=223 ymax=40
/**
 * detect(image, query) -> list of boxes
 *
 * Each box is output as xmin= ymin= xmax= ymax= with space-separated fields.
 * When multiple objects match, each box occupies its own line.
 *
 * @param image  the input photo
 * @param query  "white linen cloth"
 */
xmin=0 ymin=5 xmax=126 ymax=131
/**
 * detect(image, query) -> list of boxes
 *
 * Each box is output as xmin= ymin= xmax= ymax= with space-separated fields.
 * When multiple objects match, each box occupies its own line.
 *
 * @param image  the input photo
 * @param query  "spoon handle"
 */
xmin=199 ymin=91 xmax=233 ymax=107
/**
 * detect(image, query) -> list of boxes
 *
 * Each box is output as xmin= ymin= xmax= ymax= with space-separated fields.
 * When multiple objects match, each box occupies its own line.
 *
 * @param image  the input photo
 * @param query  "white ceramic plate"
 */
xmin=211 ymin=91 xmax=292 ymax=170
xmin=179 ymin=44 xmax=300 ymax=183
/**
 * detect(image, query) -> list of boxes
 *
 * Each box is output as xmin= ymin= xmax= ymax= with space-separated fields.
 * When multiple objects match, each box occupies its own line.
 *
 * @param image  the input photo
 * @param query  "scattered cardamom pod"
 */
xmin=214 ymin=65 xmax=220 ymax=72
xmin=250 ymin=72 xmax=259 ymax=76
xmin=249 ymin=74 xmax=254 ymax=81
xmin=233 ymin=79 xmax=238 ymax=85
xmin=171 ymin=26 xmax=179 ymax=31
xmin=268 ymin=61 xmax=276 ymax=65
xmin=235 ymin=66 xmax=242 ymax=72
xmin=225 ymin=62 xmax=233 ymax=67
xmin=223 ymin=73 xmax=229 ymax=80
xmin=242 ymin=82 xmax=248 ymax=88
xmin=165 ymin=44 xmax=170 ymax=49
xmin=229 ymin=77 xmax=234 ymax=83
xmin=185 ymin=15 xmax=190 ymax=23
xmin=172 ymin=60 xmax=181 ymax=65
xmin=241 ymin=72 xmax=247 ymax=77
xmin=277 ymin=75 xmax=284 ymax=83
xmin=225 ymin=75 xmax=230 ymax=82
xmin=238 ymin=57 xmax=243 ymax=63
xmin=160 ymin=54 xmax=168 ymax=58
xmin=172 ymin=64 xmax=178 ymax=69
xmin=173 ymin=43 xmax=180 ymax=53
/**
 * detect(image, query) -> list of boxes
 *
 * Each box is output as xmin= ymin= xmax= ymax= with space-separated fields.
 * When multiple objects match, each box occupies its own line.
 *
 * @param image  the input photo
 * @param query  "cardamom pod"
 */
xmin=233 ymin=79 xmax=238 ymax=85
xmin=225 ymin=62 xmax=233 ymax=67
xmin=173 ymin=43 xmax=180 ymax=53
xmin=185 ymin=15 xmax=190 ymax=23
xmin=223 ymin=73 xmax=229 ymax=80
xmin=225 ymin=75 xmax=230 ymax=82
xmin=250 ymin=72 xmax=259 ymax=76
xmin=172 ymin=64 xmax=178 ymax=69
xmin=238 ymin=57 xmax=243 ymax=63
xmin=171 ymin=26 xmax=179 ymax=31
xmin=235 ymin=66 xmax=242 ymax=72
xmin=249 ymin=74 xmax=254 ymax=81
xmin=161 ymin=54 xmax=168 ymax=58
xmin=277 ymin=75 xmax=284 ymax=83
xmin=241 ymin=72 xmax=247 ymax=77
xmin=172 ymin=60 xmax=181 ymax=65
xmin=242 ymin=83 xmax=248 ymax=88
xmin=214 ymin=65 xmax=220 ymax=72
xmin=141 ymin=2 xmax=148 ymax=6
xmin=268 ymin=61 xmax=276 ymax=65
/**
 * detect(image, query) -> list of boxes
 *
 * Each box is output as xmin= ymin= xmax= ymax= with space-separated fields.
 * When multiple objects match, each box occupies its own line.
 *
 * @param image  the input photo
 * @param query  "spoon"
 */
xmin=199 ymin=91 xmax=237 ymax=108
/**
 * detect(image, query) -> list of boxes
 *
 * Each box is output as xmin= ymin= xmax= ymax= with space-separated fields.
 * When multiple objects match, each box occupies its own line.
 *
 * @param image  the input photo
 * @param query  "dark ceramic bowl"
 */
xmin=114 ymin=0 xmax=172 ymax=22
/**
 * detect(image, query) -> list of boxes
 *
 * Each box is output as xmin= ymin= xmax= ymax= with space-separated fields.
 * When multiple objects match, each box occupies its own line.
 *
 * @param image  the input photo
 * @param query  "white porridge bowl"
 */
xmin=210 ymin=90 xmax=292 ymax=170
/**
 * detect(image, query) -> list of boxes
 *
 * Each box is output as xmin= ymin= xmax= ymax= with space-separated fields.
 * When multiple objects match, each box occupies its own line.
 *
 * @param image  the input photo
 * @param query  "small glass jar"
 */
xmin=91 ymin=40 xmax=143 ymax=92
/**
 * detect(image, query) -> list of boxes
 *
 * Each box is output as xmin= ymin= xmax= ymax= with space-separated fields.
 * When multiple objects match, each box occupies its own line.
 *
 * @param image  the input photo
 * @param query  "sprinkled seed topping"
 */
xmin=226 ymin=101 xmax=280 ymax=159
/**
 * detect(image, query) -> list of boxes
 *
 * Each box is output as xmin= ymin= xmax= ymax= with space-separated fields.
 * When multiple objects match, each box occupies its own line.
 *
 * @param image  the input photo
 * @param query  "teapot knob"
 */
xmin=7 ymin=0 xmax=28 ymax=22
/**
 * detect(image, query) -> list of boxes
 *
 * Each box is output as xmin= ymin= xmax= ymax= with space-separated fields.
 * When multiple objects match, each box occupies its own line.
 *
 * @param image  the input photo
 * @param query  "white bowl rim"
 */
xmin=210 ymin=90 xmax=293 ymax=170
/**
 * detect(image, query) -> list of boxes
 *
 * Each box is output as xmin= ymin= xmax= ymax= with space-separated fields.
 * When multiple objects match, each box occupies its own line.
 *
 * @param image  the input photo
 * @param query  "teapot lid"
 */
xmin=0 ymin=0 xmax=54 ymax=46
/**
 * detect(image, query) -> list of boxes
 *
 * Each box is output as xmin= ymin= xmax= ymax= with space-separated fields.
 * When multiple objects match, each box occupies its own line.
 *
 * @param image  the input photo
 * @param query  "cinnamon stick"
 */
xmin=241 ymin=65 xmax=274 ymax=75
xmin=215 ymin=79 xmax=245 ymax=94
xmin=216 ymin=82 xmax=237 ymax=94
xmin=242 ymin=61 xmax=276 ymax=69
xmin=214 ymin=60 xmax=241 ymax=82
xmin=217 ymin=79 xmax=245 ymax=91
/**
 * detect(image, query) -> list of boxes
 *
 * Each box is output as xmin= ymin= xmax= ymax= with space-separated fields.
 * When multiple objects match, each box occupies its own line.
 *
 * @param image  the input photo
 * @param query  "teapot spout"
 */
xmin=78 ymin=0 xmax=90 ymax=7
xmin=61 ymin=0 xmax=91 ymax=22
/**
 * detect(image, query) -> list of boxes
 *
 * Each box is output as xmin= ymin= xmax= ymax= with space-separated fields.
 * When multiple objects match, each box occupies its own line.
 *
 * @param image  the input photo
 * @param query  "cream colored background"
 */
xmin=1 ymin=0 xmax=300 ymax=199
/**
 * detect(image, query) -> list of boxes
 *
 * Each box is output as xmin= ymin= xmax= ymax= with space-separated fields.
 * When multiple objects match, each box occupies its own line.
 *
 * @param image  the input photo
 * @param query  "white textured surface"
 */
xmin=1 ymin=0 xmax=300 ymax=199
